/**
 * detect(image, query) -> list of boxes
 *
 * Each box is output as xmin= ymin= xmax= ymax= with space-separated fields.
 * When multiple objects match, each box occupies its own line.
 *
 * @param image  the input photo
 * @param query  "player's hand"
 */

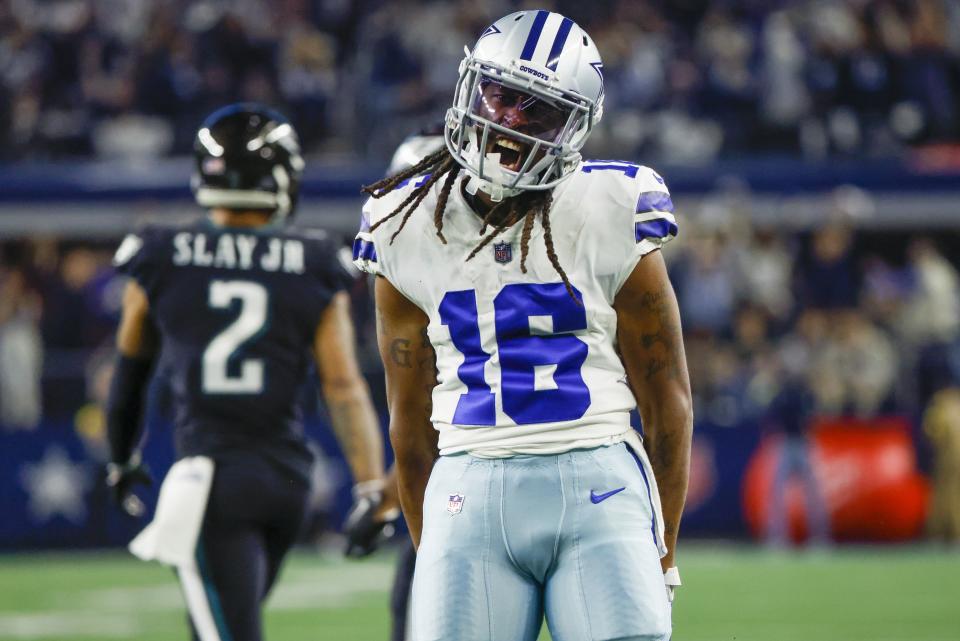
xmin=663 ymin=566 xmax=681 ymax=604
xmin=105 ymin=455 xmax=153 ymax=517
xmin=343 ymin=481 xmax=401 ymax=558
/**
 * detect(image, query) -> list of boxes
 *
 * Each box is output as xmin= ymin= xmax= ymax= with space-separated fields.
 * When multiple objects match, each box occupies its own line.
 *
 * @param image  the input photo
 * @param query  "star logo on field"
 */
xmin=20 ymin=446 xmax=90 ymax=523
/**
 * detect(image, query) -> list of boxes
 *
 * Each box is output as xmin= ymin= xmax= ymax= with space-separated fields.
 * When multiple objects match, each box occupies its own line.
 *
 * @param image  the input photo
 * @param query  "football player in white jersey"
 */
xmin=355 ymin=11 xmax=692 ymax=641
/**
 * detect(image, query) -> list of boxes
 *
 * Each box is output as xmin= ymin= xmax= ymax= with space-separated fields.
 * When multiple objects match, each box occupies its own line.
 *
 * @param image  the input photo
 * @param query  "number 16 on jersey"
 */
xmin=438 ymin=282 xmax=591 ymax=427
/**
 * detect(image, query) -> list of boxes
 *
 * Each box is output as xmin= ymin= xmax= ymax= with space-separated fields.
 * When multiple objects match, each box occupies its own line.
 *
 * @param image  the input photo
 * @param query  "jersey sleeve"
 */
xmin=587 ymin=164 xmax=678 ymax=300
xmin=352 ymin=184 xmax=437 ymax=315
xmin=304 ymin=230 xmax=354 ymax=300
xmin=352 ymin=192 xmax=410 ymax=298
xmin=352 ymin=196 xmax=381 ymax=276
xmin=112 ymin=226 xmax=166 ymax=299
xmin=289 ymin=229 xmax=354 ymax=332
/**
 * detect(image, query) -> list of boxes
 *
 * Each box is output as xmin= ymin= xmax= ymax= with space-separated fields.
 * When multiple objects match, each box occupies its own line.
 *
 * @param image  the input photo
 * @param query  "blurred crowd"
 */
xmin=672 ymin=188 xmax=960 ymax=429
xmin=2 ymin=0 xmax=959 ymax=162
xmin=2 ymin=197 xmax=960 ymax=435
xmin=0 ymin=240 xmax=120 ymax=428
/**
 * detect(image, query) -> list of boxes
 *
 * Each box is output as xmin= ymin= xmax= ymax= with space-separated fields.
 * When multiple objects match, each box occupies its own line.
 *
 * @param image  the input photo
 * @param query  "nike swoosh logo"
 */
xmin=590 ymin=487 xmax=626 ymax=504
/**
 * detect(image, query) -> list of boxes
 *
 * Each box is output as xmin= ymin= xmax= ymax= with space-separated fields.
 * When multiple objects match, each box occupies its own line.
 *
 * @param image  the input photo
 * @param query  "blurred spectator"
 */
xmin=924 ymin=387 xmax=960 ymax=543
xmin=764 ymin=377 xmax=831 ymax=547
xmin=278 ymin=26 xmax=337 ymax=147
xmin=776 ymin=308 xmax=829 ymax=402
xmin=861 ymin=252 xmax=912 ymax=324
xmin=696 ymin=7 xmax=758 ymax=151
xmin=674 ymin=230 xmax=737 ymax=335
xmin=26 ymin=243 xmax=116 ymax=416
xmin=898 ymin=238 xmax=960 ymax=405
xmin=897 ymin=239 xmax=960 ymax=347
xmin=760 ymin=11 xmax=810 ymax=149
xmin=812 ymin=310 xmax=899 ymax=416
xmin=795 ymin=221 xmax=859 ymax=310
xmin=735 ymin=228 xmax=796 ymax=323
xmin=0 ymin=266 xmax=43 ymax=429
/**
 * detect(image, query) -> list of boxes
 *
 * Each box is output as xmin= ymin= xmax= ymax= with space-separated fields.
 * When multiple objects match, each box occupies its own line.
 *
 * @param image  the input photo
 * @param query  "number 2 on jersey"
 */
xmin=439 ymin=282 xmax=591 ymax=426
xmin=202 ymin=280 xmax=268 ymax=394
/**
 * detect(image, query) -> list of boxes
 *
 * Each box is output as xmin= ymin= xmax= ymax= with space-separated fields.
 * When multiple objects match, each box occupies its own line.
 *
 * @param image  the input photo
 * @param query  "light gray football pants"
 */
xmin=410 ymin=443 xmax=671 ymax=641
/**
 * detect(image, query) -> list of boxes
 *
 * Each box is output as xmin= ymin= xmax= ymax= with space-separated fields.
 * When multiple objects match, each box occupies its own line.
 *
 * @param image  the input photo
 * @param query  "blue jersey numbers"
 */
xmin=439 ymin=290 xmax=496 ymax=425
xmin=439 ymin=283 xmax=591 ymax=426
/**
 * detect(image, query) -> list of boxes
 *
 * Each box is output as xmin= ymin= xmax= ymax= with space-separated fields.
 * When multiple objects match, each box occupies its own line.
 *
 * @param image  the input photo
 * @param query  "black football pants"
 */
xmin=177 ymin=455 xmax=310 ymax=641
xmin=390 ymin=537 xmax=417 ymax=641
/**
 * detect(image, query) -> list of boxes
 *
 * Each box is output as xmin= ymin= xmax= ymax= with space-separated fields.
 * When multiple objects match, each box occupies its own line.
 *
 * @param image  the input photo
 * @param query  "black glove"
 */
xmin=105 ymin=456 xmax=153 ymax=517
xmin=343 ymin=485 xmax=399 ymax=558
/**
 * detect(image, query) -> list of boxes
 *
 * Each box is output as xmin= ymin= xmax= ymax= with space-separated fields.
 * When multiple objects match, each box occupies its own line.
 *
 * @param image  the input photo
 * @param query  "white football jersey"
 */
xmin=355 ymin=160 xmax=677 ymax=457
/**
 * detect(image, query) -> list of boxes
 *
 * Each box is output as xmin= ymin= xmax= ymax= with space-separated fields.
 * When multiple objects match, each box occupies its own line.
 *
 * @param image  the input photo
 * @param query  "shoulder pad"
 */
xmin=354 ymin=173 xmax=437 ymax=276
xmin=113 ymin=224 xmax=172 ymax=269
xmin=579 ymin=160 xmax=675 ymax=235
xmin=112 ymin=224 xmax=176 ymax=296
xmin=113 ymin=233 xmax=144 ymax=268
xmin=365 ymin=173 xmax=433 ymax=225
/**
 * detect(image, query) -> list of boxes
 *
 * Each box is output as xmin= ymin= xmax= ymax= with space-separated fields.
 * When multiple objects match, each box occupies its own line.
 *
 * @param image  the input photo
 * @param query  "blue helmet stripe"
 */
xmin=546 ymin=17 xmax=574 ymax=71
xmin=519 ymin=10 xmax=549 ymax=61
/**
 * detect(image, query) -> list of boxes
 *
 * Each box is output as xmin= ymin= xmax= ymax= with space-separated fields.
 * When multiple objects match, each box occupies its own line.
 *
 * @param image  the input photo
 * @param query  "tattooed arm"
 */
xmin=314 ymin=291 xmax=384 ymax=486
xmin=614 ymin=250 xmax=693 ymax=572
xmin=375 ymin=276 xmax=438 ymax=548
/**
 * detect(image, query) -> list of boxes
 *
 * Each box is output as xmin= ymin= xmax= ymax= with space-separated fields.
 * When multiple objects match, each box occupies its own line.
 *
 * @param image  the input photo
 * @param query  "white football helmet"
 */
xmin=445 ymin=10 xmax=604 ymax=201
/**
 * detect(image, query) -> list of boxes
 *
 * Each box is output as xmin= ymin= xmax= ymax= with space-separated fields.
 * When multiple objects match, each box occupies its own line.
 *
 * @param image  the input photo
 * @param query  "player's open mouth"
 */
xmin=489 ymin=136 xmax=530 ymax=172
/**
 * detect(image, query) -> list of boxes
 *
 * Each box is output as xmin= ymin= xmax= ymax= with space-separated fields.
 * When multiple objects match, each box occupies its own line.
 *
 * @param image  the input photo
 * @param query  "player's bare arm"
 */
xmin=374 ymin=275 xmax=438 ymax=548
xmin=378 ymin=463 xmax=401 ymax=518
xmin=614 ymin=249 xmax=693 ymax=573
xmin=314 ymin=291 xmax=384 ymax=486
xmin=116 ymin=280 xmax=158 ymax=359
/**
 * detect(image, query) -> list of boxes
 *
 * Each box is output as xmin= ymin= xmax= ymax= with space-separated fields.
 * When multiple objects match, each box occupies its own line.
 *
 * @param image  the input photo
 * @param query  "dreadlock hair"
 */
xmin=361 ymin=148 xmax=578 ymax=302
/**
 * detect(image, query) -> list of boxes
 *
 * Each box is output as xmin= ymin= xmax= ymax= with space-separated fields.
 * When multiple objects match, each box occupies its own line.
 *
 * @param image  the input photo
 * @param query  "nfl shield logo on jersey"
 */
xmin=493 ymin=242 xmax=512 ymax=264
xmin=447 ymin=493 xmax=465 ymax=515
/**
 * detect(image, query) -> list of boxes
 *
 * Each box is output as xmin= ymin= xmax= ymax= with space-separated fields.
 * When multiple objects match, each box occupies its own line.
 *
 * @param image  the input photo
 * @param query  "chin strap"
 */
xmin=464 ymin=171 xmax=502 ymax=203
xmin=462 ymin=128 xmax=523 ymax=202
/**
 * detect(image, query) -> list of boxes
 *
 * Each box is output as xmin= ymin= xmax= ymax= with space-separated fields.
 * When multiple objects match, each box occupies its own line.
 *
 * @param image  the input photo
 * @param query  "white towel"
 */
xmin=129 ymin=456 xmax=215 ymax=567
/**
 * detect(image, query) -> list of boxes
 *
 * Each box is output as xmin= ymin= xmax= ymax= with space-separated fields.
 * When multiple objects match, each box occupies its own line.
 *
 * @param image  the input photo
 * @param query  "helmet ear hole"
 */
xmin=193 ymin=103 xmax=304 ymax=220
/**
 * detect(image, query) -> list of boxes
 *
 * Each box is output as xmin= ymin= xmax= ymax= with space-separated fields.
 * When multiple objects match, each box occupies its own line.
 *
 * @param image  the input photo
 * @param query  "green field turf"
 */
xmin=0 ymin=544 xmax=957 ymax=641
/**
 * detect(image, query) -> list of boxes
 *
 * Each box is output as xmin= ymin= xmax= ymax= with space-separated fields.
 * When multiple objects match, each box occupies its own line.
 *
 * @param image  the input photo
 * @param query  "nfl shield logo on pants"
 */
xmin=447 ymin=493 xmax=464 ymax=515
xmin=494 ymin=242 xmax=512 ymax=264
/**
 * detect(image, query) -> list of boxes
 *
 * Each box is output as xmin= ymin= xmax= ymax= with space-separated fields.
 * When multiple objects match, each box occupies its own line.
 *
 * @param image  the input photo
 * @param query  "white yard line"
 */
xmin=0 ymin=612 xmax=138 ymax=639
xmin=269 ymin=561 xmax=393 ymax=609
xmin=0 ymin=556 xmax=395 ymax=640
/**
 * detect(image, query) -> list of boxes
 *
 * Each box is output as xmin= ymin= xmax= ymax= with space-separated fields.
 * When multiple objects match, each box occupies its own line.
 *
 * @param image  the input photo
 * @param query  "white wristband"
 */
xmin=664 ymin=566 xmax=681 ymax=587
